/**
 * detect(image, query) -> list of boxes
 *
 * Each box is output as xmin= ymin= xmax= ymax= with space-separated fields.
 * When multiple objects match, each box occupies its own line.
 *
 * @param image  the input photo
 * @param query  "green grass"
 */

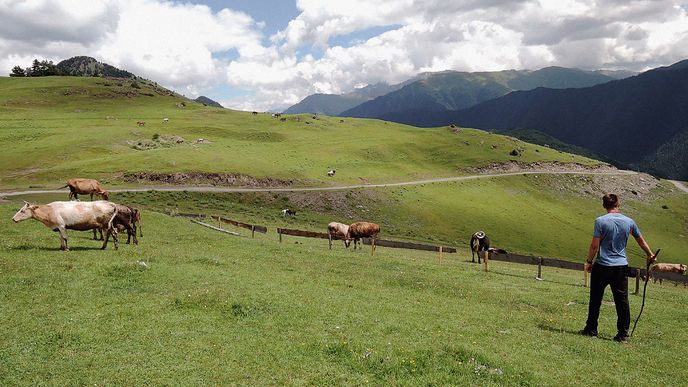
xmin=0 ymin=76 xmax=597 ymax=189
xmin=1 ymin=203 xmax=687 ymax=385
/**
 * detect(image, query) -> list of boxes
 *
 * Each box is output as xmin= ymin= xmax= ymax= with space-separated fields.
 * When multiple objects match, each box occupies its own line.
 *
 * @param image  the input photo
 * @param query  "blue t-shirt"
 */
xmin=593 ymin=213 xmax=641 ymax=266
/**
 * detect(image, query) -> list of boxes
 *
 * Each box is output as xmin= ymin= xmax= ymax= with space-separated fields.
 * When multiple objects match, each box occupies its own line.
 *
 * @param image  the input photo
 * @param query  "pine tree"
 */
xmin=9 ymin=66 xmax=26 ymax=77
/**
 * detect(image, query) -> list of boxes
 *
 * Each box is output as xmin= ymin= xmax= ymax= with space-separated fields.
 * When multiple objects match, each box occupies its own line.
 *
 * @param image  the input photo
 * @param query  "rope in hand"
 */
xmin=631 ymin=249 xmax=660 ymax=337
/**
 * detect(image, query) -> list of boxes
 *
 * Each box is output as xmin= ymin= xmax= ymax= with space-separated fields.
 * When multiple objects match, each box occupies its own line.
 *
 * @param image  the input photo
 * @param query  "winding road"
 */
xmin=0 ymin=169 xmax=646 ymax=197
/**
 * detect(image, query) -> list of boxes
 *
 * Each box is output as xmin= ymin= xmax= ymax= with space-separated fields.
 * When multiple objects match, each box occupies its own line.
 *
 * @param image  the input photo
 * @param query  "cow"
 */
xmin=12 ymin=201 xmax=120 ymax=251
xmin=327 ymin=170 xmax=336 ymax=177
xmin=281 ymin=208 xmax=296 ymax=217
xmin=327 ymin=222 xmax=350 ymax=249
xmin=163 ymin=117 xmax=169 ymax=123
xmin=346 ymin=222 xmax=380 ymax=250
xmin=94 ymin=204 xmax=142 ymax=244
xmin=252 ymin=111 xmax=258 ymax=115
xmin=470 ymin=231 xmax=490 ymax=263
xmin=650 ymin=263 xmax=687 ymax=283
xmin=136 ymin=121 xmax=145 ymax=126
xmin=62 ymin=178 xmax=109 ymax=201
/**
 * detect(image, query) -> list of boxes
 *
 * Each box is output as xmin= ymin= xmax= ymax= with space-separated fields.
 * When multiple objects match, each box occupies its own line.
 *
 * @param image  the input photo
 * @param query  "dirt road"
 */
xmin=0 ymin=169 xmax=641 ymax=197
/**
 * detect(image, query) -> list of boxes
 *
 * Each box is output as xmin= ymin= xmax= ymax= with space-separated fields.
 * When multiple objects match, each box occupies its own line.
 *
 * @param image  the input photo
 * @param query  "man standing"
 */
xmin=580 ymin=193 xmax=655 ymax=342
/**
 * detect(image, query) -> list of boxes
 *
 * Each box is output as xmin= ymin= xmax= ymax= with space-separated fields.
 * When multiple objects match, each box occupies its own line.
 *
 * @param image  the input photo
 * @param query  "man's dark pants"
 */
xmin=584 ymin=263 xmax=630 ymax=335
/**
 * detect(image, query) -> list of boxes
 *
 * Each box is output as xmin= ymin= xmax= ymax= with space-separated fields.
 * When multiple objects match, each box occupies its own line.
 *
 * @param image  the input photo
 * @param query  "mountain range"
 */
xmin=283 ymin=67 xmax=633 ymax=120
xmin=441 ymin=60 xmax=688 ymax=179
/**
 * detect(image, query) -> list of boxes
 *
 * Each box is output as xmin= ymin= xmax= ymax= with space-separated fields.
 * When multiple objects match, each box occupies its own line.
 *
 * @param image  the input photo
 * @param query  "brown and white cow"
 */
xmin=12 ymin=201 xmax=119 ymax=251
xmin=346 ymin=222 xmax=380 ymax=250
xmin=62 ymin=178 xmax=110 ymax=201
xmin=327 ymin=222 xmax=350 ymax=249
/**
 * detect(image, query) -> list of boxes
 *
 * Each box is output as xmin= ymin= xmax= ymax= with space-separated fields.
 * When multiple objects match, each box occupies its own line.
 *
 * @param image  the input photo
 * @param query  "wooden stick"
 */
xmin=536 ymin=258 xmax=543 ymax=280
xmin=438 ymin=246 xmax=443 ymax=265
xmin=371 ymin=238 xmax=376 ymax=256
xmin=484 ymin=251 xmax=489 ymax=272
xmin=190 ymin=219 xmax=240 ymax=236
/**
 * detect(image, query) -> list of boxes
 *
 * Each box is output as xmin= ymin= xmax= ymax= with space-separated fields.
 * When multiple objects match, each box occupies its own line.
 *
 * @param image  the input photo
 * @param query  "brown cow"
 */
xmin=94 ymin=204 xmax=141 ymax=244
xmin=12 ymin=200 xmax=119 ymax=250
xmin=136 ymin=121 xmax=145 ymax=126
xmin=346 ymin=222 xmax=380 ymax=250
xmin=651 ymin=263 xmax=687 ymax=274
xmin=62 ymin=178 xmax=109 ymax=201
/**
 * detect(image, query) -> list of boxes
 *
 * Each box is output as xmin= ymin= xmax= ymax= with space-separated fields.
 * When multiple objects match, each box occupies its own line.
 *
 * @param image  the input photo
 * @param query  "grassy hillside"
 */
xmin=2 ymin=204 xmax=687 ymax=385
xmin=0 ymin=76 xmax=596 ymax=190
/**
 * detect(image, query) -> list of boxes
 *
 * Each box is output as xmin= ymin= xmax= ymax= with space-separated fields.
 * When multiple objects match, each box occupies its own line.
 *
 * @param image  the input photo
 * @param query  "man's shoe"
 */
xmin=613 ymin=333 xmax=629 ymax=342
xmin=579 ymin=328 xmax=598 ymax=337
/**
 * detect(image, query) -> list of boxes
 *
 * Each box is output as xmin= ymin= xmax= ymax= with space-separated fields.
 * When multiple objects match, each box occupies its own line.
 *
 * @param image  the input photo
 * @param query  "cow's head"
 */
xmin=681 ymin=264 xmax=687 ymax=275
xmin=101 ymin=190 xmax=110 ymax=201
xmin=12 ymin=201 xmax=35 ymax=222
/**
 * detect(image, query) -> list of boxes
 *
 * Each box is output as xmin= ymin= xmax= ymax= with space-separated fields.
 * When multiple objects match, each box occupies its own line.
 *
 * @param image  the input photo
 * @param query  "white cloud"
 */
xmin=1 ymin=0 xmax=687 ymax=111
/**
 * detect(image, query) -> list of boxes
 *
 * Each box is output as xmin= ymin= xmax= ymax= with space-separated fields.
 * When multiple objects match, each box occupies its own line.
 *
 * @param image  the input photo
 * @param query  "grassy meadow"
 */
xmin=0 ymin=76 xmax=596 ymax=189
xmin=2 ymin=76 xmax=688 ymax=385
xmin=1 ymin=203 xmax=687 ymax=385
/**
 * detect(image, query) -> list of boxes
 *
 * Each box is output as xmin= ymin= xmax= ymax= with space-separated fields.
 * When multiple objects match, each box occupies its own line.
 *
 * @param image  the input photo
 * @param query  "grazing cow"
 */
xmin=651 ymin=262 xmax=687 ymax=283
xmin=470 ymin=231 xmax=490 ymax=263
xmin=346 ymin=222 xmax=380 ymax=250
xmin=327 ymin=222 xmax=350 ymax=249
xmin=281 ymin=208 xmax=296 ymax=217
xmin=252 ymin=111 xmax=258 ymax=115
xmin=280 ymin=117 xmax=287 ymax=122
xmin=327 ymin=170 xmax=336 ymax=177
xmin=163 ymin=117 xmax=169 ymax=123
xmin=62 ymin=178 xmax=109 ymax=201
xmin=12 ymin=201 xmax=119 ymax=251
xmin=136 ymin=121 xmax=145 ymax=126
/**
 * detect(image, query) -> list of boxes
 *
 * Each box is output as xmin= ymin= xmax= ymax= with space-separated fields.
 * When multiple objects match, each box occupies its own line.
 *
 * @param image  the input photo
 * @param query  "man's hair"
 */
xmin=602 ymin=193 xmax=620 ymax=209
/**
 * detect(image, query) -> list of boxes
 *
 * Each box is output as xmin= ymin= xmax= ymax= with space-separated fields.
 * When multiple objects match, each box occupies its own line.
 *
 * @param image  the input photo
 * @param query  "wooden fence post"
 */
xmin=279 ymin=228 xmax=282 ymax=243
xmin=371 ymin=238 xmax=376 ymax=256
xmin=584 ymin=267 xmax=588 ymax=288
xmin=536 ymin=258 xmax=543 ymax=280
xmin=438 ymin=246 xmax=443 ymax=265
xmin=251 ymin=225 xmax=255 ymax=238
xmin=328 ymin=233 xmax=332 ymax=250
xmin=634 ymin=270 xmax=640 ymax=295
xmin=483 ymin=251 xmax=489 ymax=272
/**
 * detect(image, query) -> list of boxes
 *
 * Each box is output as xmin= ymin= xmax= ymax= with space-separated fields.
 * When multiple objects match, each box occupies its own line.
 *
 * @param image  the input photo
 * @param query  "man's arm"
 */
xmin=585 ymin=237 xmax=600 ymax=272
xmin=634 ymin=235 xmax=656 ymax=263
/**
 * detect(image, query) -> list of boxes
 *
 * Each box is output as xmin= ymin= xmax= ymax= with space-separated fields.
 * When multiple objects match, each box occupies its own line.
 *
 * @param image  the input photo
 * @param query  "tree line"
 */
xmin=10 ymin=59 xmax=61 ymax=77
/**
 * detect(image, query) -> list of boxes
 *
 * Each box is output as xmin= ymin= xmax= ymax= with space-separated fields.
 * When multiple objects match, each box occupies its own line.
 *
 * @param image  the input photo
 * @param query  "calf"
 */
xmin=346 ymin=222 xmax=380 ymax=250
xmin=327 ymin=222 xmax=350 ymax=249
xmin=12 ymin=201 xmax=119 ymax=251
xmin=281 ymin=208 xmax=296 ymax=217
xmin=327 ymin=170 xmax=336 ymax=177
xmin=136 ymin=121 xmax=145 ymax=126
xmin=95 ymin=205 xmax=141 ymax=244
xmin=62 ymin=178 xmax=109 ymax=201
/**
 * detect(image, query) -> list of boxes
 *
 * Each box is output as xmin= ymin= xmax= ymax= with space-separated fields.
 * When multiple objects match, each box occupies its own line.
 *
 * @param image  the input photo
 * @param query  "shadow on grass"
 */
xmin=537 ymin=322 xmax=617 ymax=342
xmin=12 ymin=244 xmax=107 ymax=251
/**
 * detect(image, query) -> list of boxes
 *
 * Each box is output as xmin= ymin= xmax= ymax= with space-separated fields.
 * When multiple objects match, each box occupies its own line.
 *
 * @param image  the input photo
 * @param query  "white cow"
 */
xmin=327 ymin=222 xmax=350 ymax=249
xmin=12 ymin=201 xmax=120 ymax=251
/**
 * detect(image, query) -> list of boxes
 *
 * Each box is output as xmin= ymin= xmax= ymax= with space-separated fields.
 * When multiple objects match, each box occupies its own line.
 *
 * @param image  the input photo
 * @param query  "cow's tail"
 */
xmin=108 ymin=208 xmax=118 ymax=230
xmin=57 ymin=184 xmax=69 ymax=189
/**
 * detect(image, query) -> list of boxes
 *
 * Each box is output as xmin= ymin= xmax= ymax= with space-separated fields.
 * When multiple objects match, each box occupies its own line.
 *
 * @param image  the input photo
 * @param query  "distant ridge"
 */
xmin=441 ymin=59 xmax=688 ymax=179
xmin=340 ymin=67 xmax=629 ymax=125
xmin=195 ymin=96 xmax=224 ymax=108
xmin=56 ymin=56 xmax=135 ymax=78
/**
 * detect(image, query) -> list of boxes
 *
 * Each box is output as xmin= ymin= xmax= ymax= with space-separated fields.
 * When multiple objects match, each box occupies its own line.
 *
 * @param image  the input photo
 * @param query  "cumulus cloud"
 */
xmin=1 ymin=0 xmax=687 ymax=111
